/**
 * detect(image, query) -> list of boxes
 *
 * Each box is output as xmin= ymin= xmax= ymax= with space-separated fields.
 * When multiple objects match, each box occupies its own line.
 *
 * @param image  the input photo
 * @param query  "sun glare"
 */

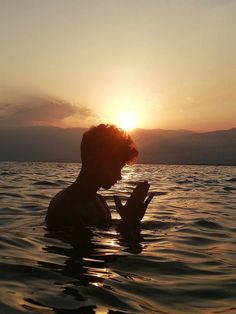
xmin=117 ymin=112 xmax=137 ymax=130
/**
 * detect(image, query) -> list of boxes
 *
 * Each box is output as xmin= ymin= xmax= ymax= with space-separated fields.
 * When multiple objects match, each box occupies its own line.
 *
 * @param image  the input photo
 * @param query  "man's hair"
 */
xmin=81 ymin=124 xmax=138 ymax=165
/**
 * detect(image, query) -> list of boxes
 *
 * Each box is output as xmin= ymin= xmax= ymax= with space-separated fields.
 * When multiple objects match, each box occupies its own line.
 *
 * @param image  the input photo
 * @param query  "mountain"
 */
xmin=0 ymin=126 xmax=235 ymax=165
xmin=0 ymin=126 xmax=84 ymax=162
xmin=130 ymin=128 xmax=236 ymax=165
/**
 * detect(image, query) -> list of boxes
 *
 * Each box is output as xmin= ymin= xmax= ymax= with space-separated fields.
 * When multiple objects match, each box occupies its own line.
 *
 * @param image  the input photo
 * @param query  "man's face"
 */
xmin=99 ymin=159 xmax=125 ymax=189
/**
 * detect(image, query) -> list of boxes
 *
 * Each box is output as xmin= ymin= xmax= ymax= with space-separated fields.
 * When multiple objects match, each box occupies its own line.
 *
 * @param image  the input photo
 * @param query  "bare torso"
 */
xmin=46 ymin=183 xmax=112 ymax=229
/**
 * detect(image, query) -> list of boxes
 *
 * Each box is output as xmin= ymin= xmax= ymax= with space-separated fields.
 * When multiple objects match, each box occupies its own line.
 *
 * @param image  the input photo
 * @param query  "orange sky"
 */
xmin=0 ymin=0 xmax=236 ymax=131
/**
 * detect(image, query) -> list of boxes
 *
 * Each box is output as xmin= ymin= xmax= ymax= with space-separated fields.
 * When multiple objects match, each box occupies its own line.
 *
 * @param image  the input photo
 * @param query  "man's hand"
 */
xmin=114 ymin=181 xmax=155 ymax=225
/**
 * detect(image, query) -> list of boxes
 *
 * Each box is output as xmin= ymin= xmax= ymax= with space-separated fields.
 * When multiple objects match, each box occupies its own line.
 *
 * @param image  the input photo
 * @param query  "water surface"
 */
xmin=0 ymin=162 xmax=236 ymax=313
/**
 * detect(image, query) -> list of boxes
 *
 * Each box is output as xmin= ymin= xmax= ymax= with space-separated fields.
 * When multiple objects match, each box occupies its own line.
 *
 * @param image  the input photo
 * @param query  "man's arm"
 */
xmin=96 ymin=194 xmax=112 ymax=225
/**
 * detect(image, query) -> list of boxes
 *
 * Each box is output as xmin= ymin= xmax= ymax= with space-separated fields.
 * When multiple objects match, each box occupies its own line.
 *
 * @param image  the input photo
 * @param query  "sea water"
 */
xmin=0 ymin=162 xmax=236 ymax=314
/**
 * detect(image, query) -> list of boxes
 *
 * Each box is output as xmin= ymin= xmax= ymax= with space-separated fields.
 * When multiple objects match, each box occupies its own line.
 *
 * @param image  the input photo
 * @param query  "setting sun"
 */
xmin=117 ymin=112 xmax=137 ymax=130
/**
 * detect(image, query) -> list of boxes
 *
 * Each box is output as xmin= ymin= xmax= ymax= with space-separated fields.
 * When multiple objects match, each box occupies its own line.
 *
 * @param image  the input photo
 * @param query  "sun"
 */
xmin=105 ymin=103 xmax=140 ymax=131
xmin=118 ymin=112 xmax=137 ymax=130
xmin=117 ymin=112 xmax=137 ymax=131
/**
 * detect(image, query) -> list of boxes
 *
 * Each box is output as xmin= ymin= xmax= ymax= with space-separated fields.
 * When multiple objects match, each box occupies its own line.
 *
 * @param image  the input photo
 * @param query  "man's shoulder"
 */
xmin=49 ymin=188 xmax=68 ymax=208
xmin=46 ymin=186 xmax=78 ymax=227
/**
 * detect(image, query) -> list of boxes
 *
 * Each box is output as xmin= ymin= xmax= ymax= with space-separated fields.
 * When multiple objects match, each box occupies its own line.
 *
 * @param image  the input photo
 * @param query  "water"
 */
xmin=0 ymin=162 xmax=236 ymax=314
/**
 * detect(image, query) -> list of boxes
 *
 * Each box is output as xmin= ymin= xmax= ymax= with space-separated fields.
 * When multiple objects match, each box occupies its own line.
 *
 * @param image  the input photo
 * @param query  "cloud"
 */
xmin=0 ymin=94 xmax=98 ymax=128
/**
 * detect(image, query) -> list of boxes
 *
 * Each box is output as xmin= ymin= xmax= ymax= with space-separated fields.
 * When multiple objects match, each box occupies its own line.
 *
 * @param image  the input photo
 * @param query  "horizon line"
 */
xmin=0 ymin=125 xmax=235 ymax=133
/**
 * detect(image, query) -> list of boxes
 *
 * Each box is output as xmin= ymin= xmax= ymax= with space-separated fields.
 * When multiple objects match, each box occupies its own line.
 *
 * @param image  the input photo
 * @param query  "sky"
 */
xmin=0 ymin=0 xmax=236 ymax=131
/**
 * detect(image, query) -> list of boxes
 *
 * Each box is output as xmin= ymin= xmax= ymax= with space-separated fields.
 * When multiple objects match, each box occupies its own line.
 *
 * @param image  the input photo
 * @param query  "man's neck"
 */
xmin=74 ymin=168 xmax=100 ymax=198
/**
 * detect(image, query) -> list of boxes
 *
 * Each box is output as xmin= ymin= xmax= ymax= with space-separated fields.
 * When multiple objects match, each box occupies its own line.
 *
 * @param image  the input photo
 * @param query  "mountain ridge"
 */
xmin=0 ymin=126 xmax=235 ymax=165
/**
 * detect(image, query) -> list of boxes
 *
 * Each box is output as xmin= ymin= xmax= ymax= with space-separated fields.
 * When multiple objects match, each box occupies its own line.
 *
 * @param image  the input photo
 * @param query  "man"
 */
xmin=46 ymin=124 xmax=154 ymax=230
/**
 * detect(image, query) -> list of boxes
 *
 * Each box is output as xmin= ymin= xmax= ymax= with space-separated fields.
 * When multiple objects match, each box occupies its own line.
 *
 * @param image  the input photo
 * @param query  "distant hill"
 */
xmin=0 ymin=126 xmax=235 ymax=165
xmin=130 ymin=128 xmax=236 ymax=165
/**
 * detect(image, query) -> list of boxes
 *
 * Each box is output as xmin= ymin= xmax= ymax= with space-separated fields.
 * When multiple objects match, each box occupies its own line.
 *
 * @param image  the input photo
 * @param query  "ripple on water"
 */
xmin=226 ymin=177 xmax=236 ymax=183
xmin=175 ymin=234 xmax=220 ymax=247
xmin=0 ymin=163 xmax=236 ymax=314
xmin=0 ymin=192 xmax=23 ymax=198
xmin=29 ymin=194 xmax=51 ymax=200
xmin=223 ymin=186 xmax=236 ymax=191
xmin=193 ymin=218 xmax=223 ymax=229
xmin=33 ymin=180 xmax=60 ymax=187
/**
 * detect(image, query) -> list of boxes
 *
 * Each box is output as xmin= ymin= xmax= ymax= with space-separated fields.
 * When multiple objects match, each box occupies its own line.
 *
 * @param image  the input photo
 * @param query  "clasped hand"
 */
xmin=114 ymin=181 xmax=155 ymax=225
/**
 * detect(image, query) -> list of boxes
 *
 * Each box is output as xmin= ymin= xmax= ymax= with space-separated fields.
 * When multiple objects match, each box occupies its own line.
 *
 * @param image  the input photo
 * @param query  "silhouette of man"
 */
xmin=46 ymin=124 xmax=154 ymax=230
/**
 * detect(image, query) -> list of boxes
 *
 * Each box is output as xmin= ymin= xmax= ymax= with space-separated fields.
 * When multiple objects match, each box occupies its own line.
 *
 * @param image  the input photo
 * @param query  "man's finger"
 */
xmin=144 ymin=192 xmax=155 ymax=207
xmin=128 ymin=182 xmax=150 ymax=205
xmin=114 ymin=195 xmax=123 ymax=211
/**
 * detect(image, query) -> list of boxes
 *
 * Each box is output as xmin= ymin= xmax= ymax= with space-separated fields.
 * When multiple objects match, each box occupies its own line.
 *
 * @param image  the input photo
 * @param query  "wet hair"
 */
xmin=81 ymin=124 xmax=138 ymax=165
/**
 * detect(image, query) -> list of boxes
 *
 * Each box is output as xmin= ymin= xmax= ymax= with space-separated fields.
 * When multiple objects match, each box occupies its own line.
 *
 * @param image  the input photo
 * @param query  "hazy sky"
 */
xmin=0 ymin=0 xmax=236 ymax=131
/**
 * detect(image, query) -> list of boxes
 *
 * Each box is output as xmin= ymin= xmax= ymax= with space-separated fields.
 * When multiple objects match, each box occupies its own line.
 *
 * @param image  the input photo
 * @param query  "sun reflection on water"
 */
xmin=1 ymin=163 xmax=236 ymax=313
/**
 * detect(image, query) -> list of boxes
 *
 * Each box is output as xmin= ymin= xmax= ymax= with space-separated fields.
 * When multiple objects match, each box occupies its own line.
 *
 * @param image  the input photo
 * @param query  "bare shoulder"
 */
xmin=96 ymin=193 xmax=112 ymax=224
xmin=47 ymin=188 xmax=69 ymax=212
xmin=46 ymin=185 xmax=82 ymax=229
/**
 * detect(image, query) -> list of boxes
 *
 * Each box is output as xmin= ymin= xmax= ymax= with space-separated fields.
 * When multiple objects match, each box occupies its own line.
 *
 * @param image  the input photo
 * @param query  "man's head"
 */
xmin=81 ymin=124 xmax=138 ymax=188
